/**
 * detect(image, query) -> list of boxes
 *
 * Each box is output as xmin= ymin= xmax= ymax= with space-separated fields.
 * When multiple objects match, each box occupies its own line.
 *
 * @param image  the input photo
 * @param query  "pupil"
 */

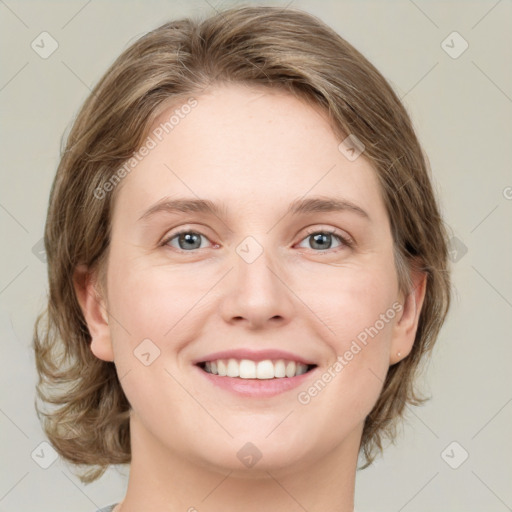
xmin=311 ymin=233 xmax=330 ymax=250
xmin=180 ymin=233 xmax=200 ymax=249
xmin=178 ymin=232 xmax=332 ymax=251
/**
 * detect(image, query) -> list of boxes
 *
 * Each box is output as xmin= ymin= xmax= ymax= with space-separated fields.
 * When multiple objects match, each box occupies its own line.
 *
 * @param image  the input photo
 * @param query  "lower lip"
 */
xmin=194 ymin=365 xmax=317 ymax=398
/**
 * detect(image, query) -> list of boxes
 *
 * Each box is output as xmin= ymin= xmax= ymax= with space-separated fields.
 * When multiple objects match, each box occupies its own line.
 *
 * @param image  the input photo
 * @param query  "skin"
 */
xmin=75 ymin=83 xmax=426 ymax=512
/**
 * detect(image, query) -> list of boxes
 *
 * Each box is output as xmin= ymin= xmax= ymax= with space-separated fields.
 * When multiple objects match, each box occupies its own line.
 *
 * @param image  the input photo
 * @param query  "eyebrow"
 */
xmin=137 ymin=195 xmax=370 ymax=222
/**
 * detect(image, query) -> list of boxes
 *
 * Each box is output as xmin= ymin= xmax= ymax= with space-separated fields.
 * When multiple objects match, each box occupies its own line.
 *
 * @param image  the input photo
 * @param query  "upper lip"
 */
xmin=192 ymin=349 xmax=317 ymax=366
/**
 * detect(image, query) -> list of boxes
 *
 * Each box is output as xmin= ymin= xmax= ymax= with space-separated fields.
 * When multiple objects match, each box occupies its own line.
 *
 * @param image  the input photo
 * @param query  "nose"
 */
xmin=218 ymin=244 xmax=296 ymax=330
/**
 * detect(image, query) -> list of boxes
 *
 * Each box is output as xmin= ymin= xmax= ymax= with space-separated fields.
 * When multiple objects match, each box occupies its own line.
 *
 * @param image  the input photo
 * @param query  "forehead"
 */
xmin=112 ymin=83 xmax=387 ymax=224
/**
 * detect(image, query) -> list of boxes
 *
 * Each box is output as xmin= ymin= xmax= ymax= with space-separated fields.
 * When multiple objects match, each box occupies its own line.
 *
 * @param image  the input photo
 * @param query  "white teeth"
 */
xmin=226 ymin=359 xmax=239 ymax=377
xmin=201 ymin=358 xmax=311 ymax=379
xmin=256 ymin=360 xmax=274 ymax=379
xmin=286 ymin=361 xmax=296 ymax=378
xmin=239 ymin=359 xmax=256 ymax=378
xmin=217 ymin=360 xmax=227 ymax=376
xmin=274 ymin=360 xmax=286 ymax=378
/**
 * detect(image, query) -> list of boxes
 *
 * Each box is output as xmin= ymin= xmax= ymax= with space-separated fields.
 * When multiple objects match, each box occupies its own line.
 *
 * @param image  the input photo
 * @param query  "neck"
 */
xmin=117 ymin=414 xmax=361 ymax=512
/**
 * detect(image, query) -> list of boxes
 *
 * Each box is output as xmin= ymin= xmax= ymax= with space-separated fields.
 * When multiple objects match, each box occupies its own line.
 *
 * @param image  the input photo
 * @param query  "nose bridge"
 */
xmin=220 ymin=235 xmax=294 ymax=327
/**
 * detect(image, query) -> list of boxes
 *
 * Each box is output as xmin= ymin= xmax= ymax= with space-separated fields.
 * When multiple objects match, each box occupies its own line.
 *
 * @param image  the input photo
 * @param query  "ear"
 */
xmin=390 ymin=269 xmax=427 ymax=365
xmin=73 ymin=264 xmax=114 ymax=362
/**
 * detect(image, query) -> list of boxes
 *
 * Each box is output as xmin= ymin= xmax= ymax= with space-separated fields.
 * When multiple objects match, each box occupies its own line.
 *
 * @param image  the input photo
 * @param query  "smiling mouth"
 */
xmin=196 ymin=359 xmax=318 ymax=379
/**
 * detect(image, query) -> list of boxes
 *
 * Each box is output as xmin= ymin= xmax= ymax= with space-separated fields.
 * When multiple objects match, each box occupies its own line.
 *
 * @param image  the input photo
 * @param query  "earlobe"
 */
xmin=73 ymin=264 xmax=114 ymax=362
xmin=390 ymin=270 xmax=427 ymax=365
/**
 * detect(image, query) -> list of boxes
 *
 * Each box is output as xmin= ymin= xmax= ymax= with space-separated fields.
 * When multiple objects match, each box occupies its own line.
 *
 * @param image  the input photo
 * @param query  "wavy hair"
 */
xmin=33 ymin=4 xmax=451 ymax=483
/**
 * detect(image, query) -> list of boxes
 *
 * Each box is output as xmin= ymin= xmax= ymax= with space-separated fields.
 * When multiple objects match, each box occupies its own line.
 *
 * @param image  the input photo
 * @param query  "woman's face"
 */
xmin=91 ymin=83 xmax=416 ymax=474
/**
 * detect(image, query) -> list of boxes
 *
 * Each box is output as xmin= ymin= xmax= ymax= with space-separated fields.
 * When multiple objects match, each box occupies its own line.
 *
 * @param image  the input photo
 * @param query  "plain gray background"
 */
xmin=1 ymin=1 xmax=511 ymax=511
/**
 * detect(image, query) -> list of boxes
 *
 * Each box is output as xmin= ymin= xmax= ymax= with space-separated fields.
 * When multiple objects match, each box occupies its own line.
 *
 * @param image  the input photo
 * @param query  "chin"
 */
xmin=193 ymin=434 xmax=314 ymax=477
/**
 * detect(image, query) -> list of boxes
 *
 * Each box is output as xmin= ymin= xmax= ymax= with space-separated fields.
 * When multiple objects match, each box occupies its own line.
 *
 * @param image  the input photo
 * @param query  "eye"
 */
xmin=296 ymin=228 xmax=352 ymax=252
xmin=161 ymin=227 xmax=352 ymax=253
xmin=162 ymin=230 xmax=213 ymax=251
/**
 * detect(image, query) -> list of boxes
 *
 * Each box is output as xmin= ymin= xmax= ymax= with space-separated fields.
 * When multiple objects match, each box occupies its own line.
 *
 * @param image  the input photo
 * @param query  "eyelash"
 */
xmin=160 ymin=226 xmax=353 ymax=254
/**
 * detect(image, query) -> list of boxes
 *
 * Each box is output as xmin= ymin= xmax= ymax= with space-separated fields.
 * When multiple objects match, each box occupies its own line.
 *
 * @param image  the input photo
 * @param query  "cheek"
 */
xmin=295 ymin=280 xmax=397 ymax=441
xmin=105 ymin=263 xmax=198 ymax=416
xmin=299 ymin=262 xmax=398 ymax=408
xmin=308 ymin=261 xmax=398 ymax=352
xmin=107 ymin=256 xmax=200 ymax=340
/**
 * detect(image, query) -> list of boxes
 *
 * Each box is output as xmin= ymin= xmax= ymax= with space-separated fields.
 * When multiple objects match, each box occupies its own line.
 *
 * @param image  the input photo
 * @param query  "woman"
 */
xmin=33 ymin=5 xmax=451 ymax=511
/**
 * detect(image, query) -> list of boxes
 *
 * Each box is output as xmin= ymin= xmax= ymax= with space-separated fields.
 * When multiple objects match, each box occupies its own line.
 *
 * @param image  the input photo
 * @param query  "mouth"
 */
xmin=196 ymin=359 xmax=318 ymax=379
xmin=194 ymin=358 xmax=319 ymax=398
xmin=192 ymin=349 xmax=320 ymax=398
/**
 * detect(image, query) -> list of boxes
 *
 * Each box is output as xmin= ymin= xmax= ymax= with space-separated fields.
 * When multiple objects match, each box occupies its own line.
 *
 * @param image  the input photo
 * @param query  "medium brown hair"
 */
xmin=33 ymin=4 xmax=451 ymax=483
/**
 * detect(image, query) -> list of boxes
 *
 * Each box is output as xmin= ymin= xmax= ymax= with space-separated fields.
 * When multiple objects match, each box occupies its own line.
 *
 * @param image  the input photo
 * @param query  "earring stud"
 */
xmin=397 ymin=351 xmax=401 ymax=357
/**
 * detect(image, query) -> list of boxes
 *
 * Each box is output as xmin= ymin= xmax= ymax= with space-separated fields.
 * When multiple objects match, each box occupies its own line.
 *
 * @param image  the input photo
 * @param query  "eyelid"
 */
xmin=160 ymin=224 xmax=355 ymax=251
xmin=160 ymin=226 xmax=216 ymax=250
xmin=301 ymin=226 xmax=354 ymax=249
